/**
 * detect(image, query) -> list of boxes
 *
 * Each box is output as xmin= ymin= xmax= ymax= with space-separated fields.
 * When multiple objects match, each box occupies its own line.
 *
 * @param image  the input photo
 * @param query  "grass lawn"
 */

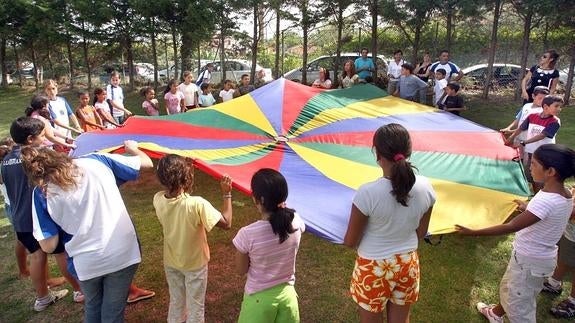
xmin=0 ymin=85 xmax=573 ymax=322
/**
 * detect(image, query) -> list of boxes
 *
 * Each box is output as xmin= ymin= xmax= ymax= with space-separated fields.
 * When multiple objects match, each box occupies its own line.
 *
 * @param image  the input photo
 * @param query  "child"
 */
xmin=43 ymin=79 xmax=83 ymax=137
xmin=154 ymin=154 xmax=233 ymax=323
xmin=178 ymin=71 xmax=199 ymax=110
xmin=540 ymin=186 xmax=575 ymax=319
xmin=22 ymin=140 xmax=152 ymax=321
xmin=506 ymin=95 xmax=563 ymax=193
xmin=140 ymin=86 xmax=160 ymax=116
xmin=438 ymin=83 xmax=465 ymax=115
xmin=106 ymin=71 xmax=133 ymax=123
xmin=164 ymin=79 xmax=186 ymax=114
xmin=233 ymin=168 xmax=305 ymax=323
xmin=93 ymin=88 xmax=122 ymax=129
xmin=433 ymin=68 xmax=448 ymax=106
xmin=25 ymin=95 xmax=77 ymax=149
xmin=75 ymin=91 xmax=105 ymax=132
xmin=393 ymin=63 xmax=428 ymax=102
xmin=456 ymin=144 xmax=575 ymax=323
xmin=198 ymin=83 xmax=215 ymax=107
xmin=234 ymin=74 xmax=256 ymax=97
xmin=344 ymin=123 xmax=436 ymax=323
xmin=2 ymin=117 xmax=84 ymax=311
xmin=218 ymin=79 xmax=235 ymax=103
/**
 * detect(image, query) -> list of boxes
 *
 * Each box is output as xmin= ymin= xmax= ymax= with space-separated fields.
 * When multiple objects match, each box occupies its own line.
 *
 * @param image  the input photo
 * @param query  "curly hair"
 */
xmin=20 ymin=146 xmax=79 ymax=192
xmin=156 ymin=154 xmax=195 ymax=196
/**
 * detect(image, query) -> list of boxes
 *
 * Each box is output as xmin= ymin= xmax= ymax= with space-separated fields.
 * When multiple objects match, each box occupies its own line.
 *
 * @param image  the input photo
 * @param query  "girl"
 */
xmin=344 ymin=123 xmax=436 ymax=323
xmin=21 ymin=140 xmax=153 ymax=322
xmin=93 ymin=88 xmax=122 ymax=129
xmin=312 ymin=67 xmax=332 ymax=89
xmin=164 ymin=79 xmax=185 ymax=114
xmin=43 ymin=79 xmax=83 ymax=137
xmin=339 ymin=60 xmax=359 ymax=89
xmin=233 ymin=168 xmax=305 ymax=323
xmin=457 ymin=144 xmax=575 ymax=323
xmin=140 ymin=86 xmax=160 ymax=116
xmin=25 ymin=95 xmax=76 ymax=149
xmin=521 ymin=49 xmax=560 ymax=103
xmin=198 ymin=83 xmax=215 ymax=107
xmin=177 ymin=71 xmax=199 ymax=110
xmin=154 ymin=155 xmax=233 ymax=323
xmin=75 ymin=91 xmax=105 ymax=132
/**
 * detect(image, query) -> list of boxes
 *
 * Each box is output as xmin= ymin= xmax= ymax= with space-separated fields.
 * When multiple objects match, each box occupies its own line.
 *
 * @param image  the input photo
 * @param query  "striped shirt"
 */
xmin=233 ymin=213 xmax=305 ymax=295
xmin=514 ymin=191 xmax=572 ymax=259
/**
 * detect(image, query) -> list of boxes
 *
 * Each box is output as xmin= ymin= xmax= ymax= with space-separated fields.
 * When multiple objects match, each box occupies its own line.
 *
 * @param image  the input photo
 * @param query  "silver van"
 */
xmin=283 ymin=53 xmax=388 ymax=85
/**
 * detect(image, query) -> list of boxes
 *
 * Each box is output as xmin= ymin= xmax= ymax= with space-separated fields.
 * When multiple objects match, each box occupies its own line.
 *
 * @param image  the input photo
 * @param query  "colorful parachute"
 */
xmin=73 ymin=79 xmax=530 ymax=243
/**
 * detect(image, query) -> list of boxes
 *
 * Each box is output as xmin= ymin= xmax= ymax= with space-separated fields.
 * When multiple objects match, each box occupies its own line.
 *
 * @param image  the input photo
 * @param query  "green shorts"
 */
xmin=238 ymin=283 xmax=299 ymax=323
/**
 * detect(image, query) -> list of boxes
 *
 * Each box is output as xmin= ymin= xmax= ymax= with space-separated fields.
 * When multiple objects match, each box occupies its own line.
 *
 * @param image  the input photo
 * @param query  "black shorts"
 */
xmin=16 ymin=231 xmax=66 ymax=254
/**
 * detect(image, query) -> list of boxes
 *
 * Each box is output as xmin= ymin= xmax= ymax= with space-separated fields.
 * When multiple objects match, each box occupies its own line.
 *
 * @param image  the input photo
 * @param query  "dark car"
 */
xmin=462 ymin=63 xmax=525 ymax=87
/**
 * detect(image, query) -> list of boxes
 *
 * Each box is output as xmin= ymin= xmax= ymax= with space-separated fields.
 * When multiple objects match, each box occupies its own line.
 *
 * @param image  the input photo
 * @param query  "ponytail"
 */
xmin=265 ymin=202 xmax=296 ymax=244
xmin=389 ymin=157 xmax=416 ymax=207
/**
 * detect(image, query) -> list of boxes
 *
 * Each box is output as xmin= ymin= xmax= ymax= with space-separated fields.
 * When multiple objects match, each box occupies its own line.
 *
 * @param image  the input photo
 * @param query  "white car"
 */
xmin=195 ymin=59 xmax=273 ymax=84
xmin=158 ymin=60 xmax=212 ymax=80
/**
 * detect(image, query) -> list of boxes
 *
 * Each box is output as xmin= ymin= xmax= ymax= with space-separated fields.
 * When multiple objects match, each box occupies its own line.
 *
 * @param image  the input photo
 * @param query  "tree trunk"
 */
xmin=371 ymin=0 xmax=378 ymax=78
xmin=151 ymin=18 xmax=158 ymax=88
xmin=66 ymin=31 xmax=75 ymax=89
xmin=563 ymin=44 xmax=574 ymax=105
xmin=220 ymin=26 xmax=226 ymax=86
xmin=13 ymin=41 xmax=22 ymax=87
xmin=274 ymin=8 xmax=281 ymax=79
xmin=334 ymin=6 xmax=343 ymax=87
xmin=81 ymin=21 xmax=92 ymax=89
xmin=412 ymin=24 xmax=421 ymax=66
xmin=446 ymin=8 xmax=453 ymax=52
xmin=126 ymin=35 xmax=135 ymax=91
xmin=171 ymin=23 xmax=179 ymax=81
xmin=31 ymin=42 xmax=40 ymax=89
xmin=517 ymin=9 xmax=532 ymax=100
xmin=301 ymin=0 xmax=309 ymax=85
xmin=482 ymin=0 xmax=502 ymax=99
xmin=250 ymin=4 xmax=258 ymax=82
xmin=181 ymin=30 xmax=193 ymax=74
xmin=0 ymin=37 xmax=7 ymax=88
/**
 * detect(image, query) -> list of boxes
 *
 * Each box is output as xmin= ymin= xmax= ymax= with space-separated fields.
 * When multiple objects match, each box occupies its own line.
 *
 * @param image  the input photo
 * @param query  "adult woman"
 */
xmin=339 ymin=60 xmax=359 ymax=89
xmin=311 ymin=67 xmax=332 ymax=89
xmin=415 ymin=52 xmax=432 ymax=83
xmin=344 ymin=123 xmax=436 ymax=323
xmin=521 ymin=49 xmax=560 ymax=103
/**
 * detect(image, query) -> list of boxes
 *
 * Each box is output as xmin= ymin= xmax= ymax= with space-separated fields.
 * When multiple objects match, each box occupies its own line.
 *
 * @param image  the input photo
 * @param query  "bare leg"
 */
xmin=386 ymin=301 xmax=411 ymax=323
xmin=127 ymin=284 xmax=155 ymax=304
xmin=551 ymin=260 xmax=569 ymax=281
xmin=15 ymin=239 xmax=29 ymax=279
xmin=29 ymin=249 xmax=49 ymax=298
xmin=358 ymin=306 xmax=383 ymax=323
xmin=53 ymin=253 xmax=81 ymax=292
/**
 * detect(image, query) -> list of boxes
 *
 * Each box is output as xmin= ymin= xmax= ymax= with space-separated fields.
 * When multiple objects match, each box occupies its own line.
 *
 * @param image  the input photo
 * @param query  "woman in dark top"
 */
xmin=521 ymin=49 xmax=560 ymax=103
xmin=415 ymin=52 xmax=432 ymax=83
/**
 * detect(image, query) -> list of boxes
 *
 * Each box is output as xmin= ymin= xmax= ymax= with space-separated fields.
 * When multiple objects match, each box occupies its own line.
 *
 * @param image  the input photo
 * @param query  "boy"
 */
xmin=438 ymin=83 xmax=465 ymax=115
xmin=1 ymin=117 xmax=83 ymax=311
xmin=199 ymin=83 xmax=216 ymax=107
xmin=106 ymin=71 xmax=133 ymax=124
xmin=234 ymin=74 xmax=255 ymax=97
xmin=433 ymin=68 xmax=448 ymax=106
xmin=393 ymin=63 xmax=428 ymax=102
xmin=506 ymin=95 xmax=564 ymax=192
xmin=75 ymin=91 xmax=105 ymax=132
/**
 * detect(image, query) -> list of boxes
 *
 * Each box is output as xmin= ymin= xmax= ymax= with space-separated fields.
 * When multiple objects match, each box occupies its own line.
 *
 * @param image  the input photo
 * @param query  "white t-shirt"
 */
xmin=94 ymin=101 xmax=116 ymax=129
xmin=353 ymin=176 xmax=436 ymax=260
xmin=515 ymin=103 xmax=542 ymax=141
xmin=106 ymin=85 xmax=125 ymax=118
xmin=233 ymin=213 xmax=305 ymax=295
xmin=513 ymin=191 xmax=572 ymax=259
xmin=32 ymin=154 xmax=142 ymax=281
xmin=177 ymin=82 xmax=199 ymax=107
xmin=219 ymin=89 xmax=235 ymax=102
xmin=434 ymin=79 xmax=448 ymax=105
xmin=48 ymin=97 xmax=73 ymax=137
xmin=388 ymin=60 xmax=405 ymax=79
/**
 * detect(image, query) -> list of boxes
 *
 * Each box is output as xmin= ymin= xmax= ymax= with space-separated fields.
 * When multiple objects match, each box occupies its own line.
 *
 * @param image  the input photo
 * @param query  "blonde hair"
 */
xmin=43 ymin=79 xmax=58 ymax=90
xmin=21 ymin=147 xmax=80 ymax=192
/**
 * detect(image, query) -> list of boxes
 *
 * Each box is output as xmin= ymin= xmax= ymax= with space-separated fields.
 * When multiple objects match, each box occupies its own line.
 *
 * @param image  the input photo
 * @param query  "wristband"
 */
xmin=520 ymin=140 xmax=526 ymax=146
xmin=223 ymin=193 xmax=232 ymax=199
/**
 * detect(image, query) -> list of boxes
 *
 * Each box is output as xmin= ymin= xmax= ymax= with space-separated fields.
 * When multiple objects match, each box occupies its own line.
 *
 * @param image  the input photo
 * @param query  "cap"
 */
xmin=533 ymin=86 xmax=550 ymax=95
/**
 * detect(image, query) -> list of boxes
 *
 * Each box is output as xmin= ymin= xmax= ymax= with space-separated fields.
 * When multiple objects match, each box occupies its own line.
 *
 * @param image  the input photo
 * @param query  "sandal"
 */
xmin=127 ymin=289 xmax=155 ymax=304
xmin=550 ymin=298 xmax=575 ymax=319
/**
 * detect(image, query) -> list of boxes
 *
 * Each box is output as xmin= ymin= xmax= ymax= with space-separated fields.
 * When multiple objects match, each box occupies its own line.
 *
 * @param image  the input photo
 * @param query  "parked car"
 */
xmin=283 ymin=53 xmax=388 ymax=85
xmin=99 ymin=62 xmax=155 ymax=83
xmin=559 ymin=68 xmax=574 ymax=85
xmin=158 ymin=60 xmax=212 ymax=80
xmin=194 ymin=59 xmax=273 ymax=84
xmin=461 ymin=63 xmax=525 ymax=87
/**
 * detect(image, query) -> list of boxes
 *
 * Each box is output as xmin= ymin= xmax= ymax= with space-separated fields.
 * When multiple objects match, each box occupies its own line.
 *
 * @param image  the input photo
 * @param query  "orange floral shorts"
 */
xmin=349 ymin=251 xmax=420 ymax=313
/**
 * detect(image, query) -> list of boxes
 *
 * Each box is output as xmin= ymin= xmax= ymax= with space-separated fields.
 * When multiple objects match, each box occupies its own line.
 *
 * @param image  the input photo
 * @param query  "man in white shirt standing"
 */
xmin=429 ymin=50 xmax=463 ymax=82
xmin=387 ymin=50 xmax=405 ymax=96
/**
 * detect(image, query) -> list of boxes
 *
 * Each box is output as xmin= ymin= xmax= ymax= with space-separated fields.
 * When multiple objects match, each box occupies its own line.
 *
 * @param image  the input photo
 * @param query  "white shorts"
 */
xmin=499 ymin=251 xmax=555 ymax=323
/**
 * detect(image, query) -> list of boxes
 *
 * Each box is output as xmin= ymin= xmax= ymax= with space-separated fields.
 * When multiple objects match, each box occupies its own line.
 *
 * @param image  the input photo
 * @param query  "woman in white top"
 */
xmin=311 ymin=67 xmax=332 ymax=89
xmin=457 ymin=144 xmax=575 ymax=323
xmin=339 ymin=60 xmax=359 ymax=89
xmin=344 ymin=123 xmax=436 ymax=323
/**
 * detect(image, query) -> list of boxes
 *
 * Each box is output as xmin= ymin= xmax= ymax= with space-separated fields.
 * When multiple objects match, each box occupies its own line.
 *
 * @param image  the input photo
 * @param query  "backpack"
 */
xmin=196 ymin=70 xmax=206 ymax=86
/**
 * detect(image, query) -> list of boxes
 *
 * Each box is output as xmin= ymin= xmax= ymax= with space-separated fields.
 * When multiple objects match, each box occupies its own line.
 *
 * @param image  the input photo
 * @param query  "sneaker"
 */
xmin=476 ymin=302 xmax=504 ymax=323
xmin=34 ymin=289 xmax=69 ymax=312
xmin=550 ymin=298 xmax=575 ymax=319
xmin=73 ymin=291 xmax=84 ymax=303
xmin=542 ymin=279 xmax=563 ymax=295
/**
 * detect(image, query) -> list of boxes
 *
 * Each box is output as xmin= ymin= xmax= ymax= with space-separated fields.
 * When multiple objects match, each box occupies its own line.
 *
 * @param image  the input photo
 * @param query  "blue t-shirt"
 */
xmin=1 ymin=146 xmax=33 ymax=232
xmin=354 ymin=57 xmax=375 ymax=80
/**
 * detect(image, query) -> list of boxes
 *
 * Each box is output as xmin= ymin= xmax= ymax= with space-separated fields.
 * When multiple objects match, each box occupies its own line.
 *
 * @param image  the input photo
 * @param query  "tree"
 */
xmin=323 ymin=0 xmax=355 ymax=86
xmin=482 ymin=0 xmax=503 ymax=99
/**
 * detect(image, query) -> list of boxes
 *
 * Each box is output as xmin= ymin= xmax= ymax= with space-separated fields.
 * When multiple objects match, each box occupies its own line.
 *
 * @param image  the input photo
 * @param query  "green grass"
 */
xmin=0 ymin=85 xmax=573 ymax=322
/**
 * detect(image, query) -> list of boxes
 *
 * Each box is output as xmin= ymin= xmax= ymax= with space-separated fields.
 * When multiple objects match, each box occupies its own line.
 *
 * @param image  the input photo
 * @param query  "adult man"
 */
xmin=387 ymin=50 xmax=406 ymax=95
xmin=354 ymin=48 xmax=375 ymax=82
xmin=429 ymin=50 xmax=462 ymax=82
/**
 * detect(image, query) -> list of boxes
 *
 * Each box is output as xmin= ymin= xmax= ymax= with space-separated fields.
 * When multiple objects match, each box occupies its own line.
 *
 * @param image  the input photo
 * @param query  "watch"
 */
xmin=520 ymin=140 xmax=526 ymax=146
